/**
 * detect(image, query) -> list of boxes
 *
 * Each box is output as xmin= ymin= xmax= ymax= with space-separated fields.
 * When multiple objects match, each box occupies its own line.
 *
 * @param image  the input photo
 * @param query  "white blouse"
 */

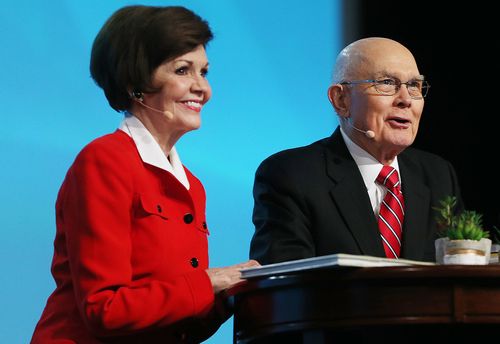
xmin=119 ymin=114 xmax=190 ymax=190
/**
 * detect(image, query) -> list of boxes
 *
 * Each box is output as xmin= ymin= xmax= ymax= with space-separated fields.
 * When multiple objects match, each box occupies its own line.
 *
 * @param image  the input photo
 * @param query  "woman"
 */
xmin=31 ymin=5 xmax=259 ymax=343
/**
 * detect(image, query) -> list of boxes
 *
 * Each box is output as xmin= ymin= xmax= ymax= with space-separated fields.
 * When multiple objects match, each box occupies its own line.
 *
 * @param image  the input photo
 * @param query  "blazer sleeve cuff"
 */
xmin=183 ymin=269 xmax=215 ymax=317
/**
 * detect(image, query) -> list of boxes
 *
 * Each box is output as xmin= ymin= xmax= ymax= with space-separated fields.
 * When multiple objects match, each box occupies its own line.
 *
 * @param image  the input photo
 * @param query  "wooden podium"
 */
xmin=226 ymin=265 xmax=500 ymax=343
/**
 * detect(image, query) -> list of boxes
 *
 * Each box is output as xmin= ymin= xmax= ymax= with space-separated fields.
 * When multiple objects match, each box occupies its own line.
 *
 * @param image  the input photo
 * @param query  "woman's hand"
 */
xmin=206 ymin=260 xmax=260 ymax=294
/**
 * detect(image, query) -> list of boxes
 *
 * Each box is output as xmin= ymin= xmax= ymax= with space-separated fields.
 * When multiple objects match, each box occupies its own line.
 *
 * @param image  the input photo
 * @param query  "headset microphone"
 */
xmin=132 ymin=91 xmax=174 ymax=120
xmin=345 ymin=119 xmax=375 ymax=139
xmin=137 ymin=101 xmax=174 ymax=120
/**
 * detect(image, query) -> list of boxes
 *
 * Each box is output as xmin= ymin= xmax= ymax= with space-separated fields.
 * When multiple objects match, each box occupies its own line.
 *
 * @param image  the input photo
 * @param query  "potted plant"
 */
xmin=434 ymin=196 xmax=492 ymax=265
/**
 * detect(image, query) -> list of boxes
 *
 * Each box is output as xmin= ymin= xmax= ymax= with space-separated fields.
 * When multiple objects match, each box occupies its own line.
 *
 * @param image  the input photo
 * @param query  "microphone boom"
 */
xmin=347 ymin=120 xmax=375 ymax=139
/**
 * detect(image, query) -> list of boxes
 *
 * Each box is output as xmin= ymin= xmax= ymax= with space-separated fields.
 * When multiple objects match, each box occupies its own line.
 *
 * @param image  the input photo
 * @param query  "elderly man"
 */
xmin=250 ymin=37 xmax=463 ymax=264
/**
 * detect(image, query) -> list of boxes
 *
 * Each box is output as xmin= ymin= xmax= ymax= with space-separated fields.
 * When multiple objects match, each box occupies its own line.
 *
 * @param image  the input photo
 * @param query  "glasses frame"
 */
xmin=340 ymin=78 xmax=430 ymax=99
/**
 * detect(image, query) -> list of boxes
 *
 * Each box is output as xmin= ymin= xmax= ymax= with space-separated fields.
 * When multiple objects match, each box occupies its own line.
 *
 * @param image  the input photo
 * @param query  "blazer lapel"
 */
xmin=324 ymin=129 xmax=386 ymax=257
xmin=399 ymin=155 xmax=431 ymax=260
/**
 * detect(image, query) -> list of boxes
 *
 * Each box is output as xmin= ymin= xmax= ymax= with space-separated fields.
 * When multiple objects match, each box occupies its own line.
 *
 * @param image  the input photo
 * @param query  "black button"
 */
xmin=183 ymin=213 xmax=194 ymax=224
xmin=202 ymin=221 xmax=207 ymax=229
xmin=190 ymin=257 xmax=199 ymax=268
xmin=175 ymin=332 xmax=187 ymax=341
xmin=156 ymin=204 xmax=162 ymax=213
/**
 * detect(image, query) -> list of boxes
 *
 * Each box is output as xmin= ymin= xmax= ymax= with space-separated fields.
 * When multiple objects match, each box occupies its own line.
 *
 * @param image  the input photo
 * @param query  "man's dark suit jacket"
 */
xmin=250 ymin=128 xmax=463 ymax=264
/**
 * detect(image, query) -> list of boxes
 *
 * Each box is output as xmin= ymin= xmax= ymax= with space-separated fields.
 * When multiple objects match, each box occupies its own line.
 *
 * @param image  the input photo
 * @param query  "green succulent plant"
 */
xmin=434 ymin=196 xmax=489 ymax=241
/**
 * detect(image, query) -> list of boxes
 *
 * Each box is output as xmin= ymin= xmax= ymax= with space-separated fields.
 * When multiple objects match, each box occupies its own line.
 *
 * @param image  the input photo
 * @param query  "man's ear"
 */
xmin=327 ymin=84 xmax=350 ymax=119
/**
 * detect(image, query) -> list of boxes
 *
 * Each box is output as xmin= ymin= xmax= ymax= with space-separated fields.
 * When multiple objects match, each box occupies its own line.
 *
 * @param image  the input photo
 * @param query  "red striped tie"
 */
xmin=376 ymin=166 xmax=404 ymax=258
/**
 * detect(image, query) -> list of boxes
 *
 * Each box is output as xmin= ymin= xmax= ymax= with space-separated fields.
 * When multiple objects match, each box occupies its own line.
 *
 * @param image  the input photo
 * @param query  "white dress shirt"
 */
xmin=340 ymin=127 xmax=400 ymax=216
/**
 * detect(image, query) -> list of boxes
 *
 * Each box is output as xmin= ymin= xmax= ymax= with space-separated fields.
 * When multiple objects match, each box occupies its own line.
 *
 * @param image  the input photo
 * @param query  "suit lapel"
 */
xmin=324 ymin=129 xmax=386 ymax=257
xmin=399 ymin=155 xmax=431 ymax=260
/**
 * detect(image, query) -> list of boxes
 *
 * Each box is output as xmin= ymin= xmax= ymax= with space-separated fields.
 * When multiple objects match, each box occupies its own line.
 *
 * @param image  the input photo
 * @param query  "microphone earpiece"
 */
xmin=132 ymin=90 xmax=143 ymax=101
xmin=344 ymin=118 xmax=375 ymax=139
xmin=131 ymin=91 xmax=175 ymax=121
xmin=364 ymin=130 xmax=375 ymax=139
xmin=137 ymin=101 xmax=175 ymax=120
xmin=163 ymin=111 xmax=174 ymax=120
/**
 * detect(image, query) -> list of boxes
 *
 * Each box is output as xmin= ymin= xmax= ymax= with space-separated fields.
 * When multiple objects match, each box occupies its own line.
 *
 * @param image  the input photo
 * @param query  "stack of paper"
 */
xmin=241 ymin=253 xmax=435 ymax=279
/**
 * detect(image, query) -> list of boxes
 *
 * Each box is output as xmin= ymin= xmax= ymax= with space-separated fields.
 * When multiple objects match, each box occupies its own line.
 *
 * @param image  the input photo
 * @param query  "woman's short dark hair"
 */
xmin=90 ymin=6 xmax=213 ymax=112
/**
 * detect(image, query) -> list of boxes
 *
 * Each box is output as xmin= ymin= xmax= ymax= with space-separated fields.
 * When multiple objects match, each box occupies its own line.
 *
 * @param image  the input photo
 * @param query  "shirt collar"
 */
xmin=340 ymin=127 xmax=400 ymax=188
xmin=119 ymin=113 xmax=190 ymax=189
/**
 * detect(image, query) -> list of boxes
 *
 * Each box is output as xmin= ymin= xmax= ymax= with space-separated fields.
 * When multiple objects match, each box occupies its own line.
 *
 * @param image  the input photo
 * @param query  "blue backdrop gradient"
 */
xmin=0 ymin=1 xmax=341 ymax=342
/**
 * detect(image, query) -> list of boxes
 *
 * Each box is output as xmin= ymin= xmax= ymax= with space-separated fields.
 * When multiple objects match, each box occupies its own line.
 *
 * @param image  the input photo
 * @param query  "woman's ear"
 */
xmin=327 ymin=84 xmax=350 ymax=119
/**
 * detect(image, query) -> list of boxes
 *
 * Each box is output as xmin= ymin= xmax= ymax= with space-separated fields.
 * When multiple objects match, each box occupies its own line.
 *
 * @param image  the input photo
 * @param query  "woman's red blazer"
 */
xmin=31 ymin=130 xmax=217 ymax=343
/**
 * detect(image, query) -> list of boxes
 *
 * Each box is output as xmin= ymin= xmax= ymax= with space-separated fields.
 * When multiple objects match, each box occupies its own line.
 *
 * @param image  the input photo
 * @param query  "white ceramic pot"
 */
xmin=435 ymin=237 xmax=492 ymax=265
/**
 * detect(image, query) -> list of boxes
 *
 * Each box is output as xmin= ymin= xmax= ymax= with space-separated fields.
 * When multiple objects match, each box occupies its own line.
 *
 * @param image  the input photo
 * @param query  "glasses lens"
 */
xmin=374 ymin=79 xmax=397 ymax=94
xmin=405 ymin=80 xmax=424 ymax=98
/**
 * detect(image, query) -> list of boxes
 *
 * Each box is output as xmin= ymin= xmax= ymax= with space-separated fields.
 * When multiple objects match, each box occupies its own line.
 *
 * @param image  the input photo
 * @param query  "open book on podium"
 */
xmin=241 ymin=253 xmax=435 ymax=279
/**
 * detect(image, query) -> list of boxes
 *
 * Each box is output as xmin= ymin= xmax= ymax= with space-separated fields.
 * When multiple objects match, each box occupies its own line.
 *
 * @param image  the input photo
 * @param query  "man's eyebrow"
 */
xmin=373 ymin=72 xmax=425 ymax=81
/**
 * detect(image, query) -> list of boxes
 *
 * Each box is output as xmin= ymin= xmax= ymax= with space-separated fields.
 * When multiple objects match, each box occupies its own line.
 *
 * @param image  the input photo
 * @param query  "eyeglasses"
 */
xmin=340 ymin=78 xmax=430 ymax=99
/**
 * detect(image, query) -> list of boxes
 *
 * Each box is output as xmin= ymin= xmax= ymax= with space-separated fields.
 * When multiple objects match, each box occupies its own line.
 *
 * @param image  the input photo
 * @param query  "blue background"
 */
xmin=0 ymin=1 xmax=340 ymax=342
